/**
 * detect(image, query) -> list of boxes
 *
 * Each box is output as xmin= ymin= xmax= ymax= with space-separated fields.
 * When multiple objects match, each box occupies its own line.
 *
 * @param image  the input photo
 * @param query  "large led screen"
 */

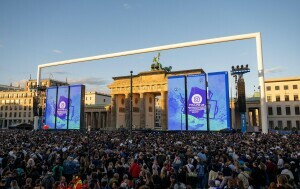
xmin=69 ymin=85 xmax=85 ymax=129
xmin=55 ymin=86 xmax=69 ymax=129
xmin=207 ymin=72 xmax=230 ymax=131
xmin=168 ymin=76 xmax=186 ymax=130
xmin=45 ymin=87 xmax=57 ymax=129
xmin=187 ymin=74 xmax=208 ymax=131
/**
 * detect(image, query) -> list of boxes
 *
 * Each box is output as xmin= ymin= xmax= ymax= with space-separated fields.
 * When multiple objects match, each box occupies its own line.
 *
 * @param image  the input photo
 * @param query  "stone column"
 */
xmin=160 ymin=91 xmax=167 ymax=131
xmin=140 ymin=93 xmax=146 ymax=129
xmin=105 ymin=106 xmax=111 ymax=129
xmin=87 ymin=112 xmax=91 ymax=129
xmin=125 ymin=93 xmax=130 ymax=129
xmin=110 ymin=94 xmax=117 ymax=129
xmin=98 ymin=110 xmax=102 ymax=129
xmin=91 ymin=112 xmax=95 ymax=129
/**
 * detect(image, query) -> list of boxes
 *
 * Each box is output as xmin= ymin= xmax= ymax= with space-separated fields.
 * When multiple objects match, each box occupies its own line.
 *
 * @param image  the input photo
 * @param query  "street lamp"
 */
xmin=130 ymin=71 xmax=133 ymax=140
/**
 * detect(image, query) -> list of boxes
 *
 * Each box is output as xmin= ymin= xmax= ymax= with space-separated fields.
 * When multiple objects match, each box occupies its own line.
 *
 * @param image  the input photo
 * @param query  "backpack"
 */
xmin=197 ymin=164 xmax=205 ymax=177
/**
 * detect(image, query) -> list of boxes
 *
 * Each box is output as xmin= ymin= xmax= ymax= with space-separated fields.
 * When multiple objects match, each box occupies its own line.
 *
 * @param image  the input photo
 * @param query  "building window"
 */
xmin=29 ymin=106 xmax=31 ymax=111
xmin=5 ymin=112 xmax=7 ymax=117
xmin=276 ymin=96 xmax=280 ymax=102
xmin=275 ymin=86 xmax=280 ymax=90
xmin=293 ymin=85 xmax=298 ymax=89
xmin=268 ymin=107 xmax=273 ymax=115
xmin=277 ymin=107 xmax=282 ymax=115
xmin=286 ymin=120 xmax=292 ymax=130
xmin=269 ymin=120 xmax=274 ymax=129
xmin=294 ymin=95 xmax=299 ymax=101
xmin=285 ymin=95 xmax=289 ymax=101
xmin=90 ymin=97 xmax=91 ymax=100
xmin=266 ymin=86 xmax=271 ymax=91
xmin=267 ymin=96 xmax=272 ymax=102
xmin=24 ymin=112 xmax=26 ymax=117
xmin=135 ymin=98 xmax=138 ymax=104
xmin=103 ymin=99 xmax=106 ymax=102
xmin=285 ymin=106 xmax=291 ymax=115
xmin=284 ymin=85 xmax=288 ymax=90
xmin=0 ymin=106 xmax=2 ymax=111
xmin=28 ymin=112 xmax=31 ymax=117
xmin=5 ymin=106 xmax=8 ymax=110
xmin=9 ymin=112 xmax=12 ymax=117
xmin=296 ymin=120 xmax=300 ymax=130
xmin=14 ymin=112 xmax=17 ymax=117
xmin=295 ymin=106 xmax=300 ymax=115
xmin=278 ymin=120 xmax=283 ymax=130
xmin=24 ymin=106 xmax=27 ymax=110
xmin=19 ymin=112 xmax=21 ymax=117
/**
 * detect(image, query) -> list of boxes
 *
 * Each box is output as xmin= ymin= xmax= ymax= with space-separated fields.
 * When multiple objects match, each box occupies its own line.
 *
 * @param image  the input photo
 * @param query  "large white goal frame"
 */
xmin=36 ymin=32 xmax=267 ymax=133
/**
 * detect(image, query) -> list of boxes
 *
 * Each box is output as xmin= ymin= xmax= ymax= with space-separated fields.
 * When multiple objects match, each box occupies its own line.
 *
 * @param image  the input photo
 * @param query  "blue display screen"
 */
xmin=55 ymin=86 xmax=69 ymax=129
xmin=187 ymin=74 xmax=208 ymax=131
xmin=68 ymin=85 xmax=83 ymax=129
xmin=45 ymin=87 xmax=57 ymax=129
xmin=207 ymin=72 xmax=230 ymax=131
xmin=168 ymin=76 xmax=186 ymax=131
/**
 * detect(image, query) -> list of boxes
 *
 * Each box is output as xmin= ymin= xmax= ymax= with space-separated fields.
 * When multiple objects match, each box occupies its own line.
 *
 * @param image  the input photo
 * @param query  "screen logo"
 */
xmin=59 ymin=101 xmax=66 ymax=109
xmin=191 ymin=94 xmax=202 ymax=104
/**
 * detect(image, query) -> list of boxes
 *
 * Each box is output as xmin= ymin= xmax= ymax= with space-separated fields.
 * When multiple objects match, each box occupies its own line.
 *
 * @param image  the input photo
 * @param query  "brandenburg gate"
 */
xmin=107 ymin=57 xmax=204 ymax=130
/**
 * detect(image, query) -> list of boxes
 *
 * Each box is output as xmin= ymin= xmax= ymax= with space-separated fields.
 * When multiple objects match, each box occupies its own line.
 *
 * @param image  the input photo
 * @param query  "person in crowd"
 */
xmin=237 ymin=167 xmax=249 ymax=189
xmin=10 ymin=180 xmax=20 ymax=189
xmin=42 ymin=171 xmax=55 ymax=189
xmin=0 ymin=130 xmax=299 ymax=189
xmin=52 ymin=160 xmax=63 ymax=182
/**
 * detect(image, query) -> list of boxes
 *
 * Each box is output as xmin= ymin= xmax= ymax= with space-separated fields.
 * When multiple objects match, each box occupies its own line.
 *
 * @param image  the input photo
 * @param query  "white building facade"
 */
xmin=265 ymin=77 xmax=300 ymax=130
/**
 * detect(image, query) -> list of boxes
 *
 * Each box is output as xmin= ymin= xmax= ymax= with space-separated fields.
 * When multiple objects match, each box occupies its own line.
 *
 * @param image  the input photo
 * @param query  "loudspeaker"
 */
xmin=237 ymin=78 xmax=246 ymax=113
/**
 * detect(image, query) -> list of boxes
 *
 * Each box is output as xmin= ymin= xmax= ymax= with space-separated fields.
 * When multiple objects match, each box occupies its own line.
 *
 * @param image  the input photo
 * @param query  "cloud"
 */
xmin=123 ymin=3 xmax=131 ymax=9
xmin=265 ymin=66 xmax=284 ymax=74
xmin=68 ymin=77 xmax=111 ymax=86
xmin=52 ymin=49 xmax=63 ymax=54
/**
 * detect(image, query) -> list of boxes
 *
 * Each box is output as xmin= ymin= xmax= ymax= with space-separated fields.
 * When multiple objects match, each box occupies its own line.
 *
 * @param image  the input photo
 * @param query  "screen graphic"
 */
xmin=187 ymin=74 xmax=208 ymax=131
xmin=168 ymin=76 xmax=186 ymax=130
xmin=56 ymin=86 xmax=69 ymax=129
xmin=207 ymin=72 xmax=230 ymax=131
xmin=68 ymin=85 xmax=84 ymax=129
xmin=45 ymin=87 xmax=57 ymax=129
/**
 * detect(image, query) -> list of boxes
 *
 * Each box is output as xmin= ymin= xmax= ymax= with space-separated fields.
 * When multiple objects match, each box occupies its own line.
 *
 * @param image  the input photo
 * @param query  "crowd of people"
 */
xmin=0 ymin=129 xmax=299 ymax=189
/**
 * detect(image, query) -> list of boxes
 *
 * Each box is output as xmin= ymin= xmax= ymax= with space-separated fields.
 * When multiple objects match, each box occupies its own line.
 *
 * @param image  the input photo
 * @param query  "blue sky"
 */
xmin=0 ymin=0 xmax=299 ymax=96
